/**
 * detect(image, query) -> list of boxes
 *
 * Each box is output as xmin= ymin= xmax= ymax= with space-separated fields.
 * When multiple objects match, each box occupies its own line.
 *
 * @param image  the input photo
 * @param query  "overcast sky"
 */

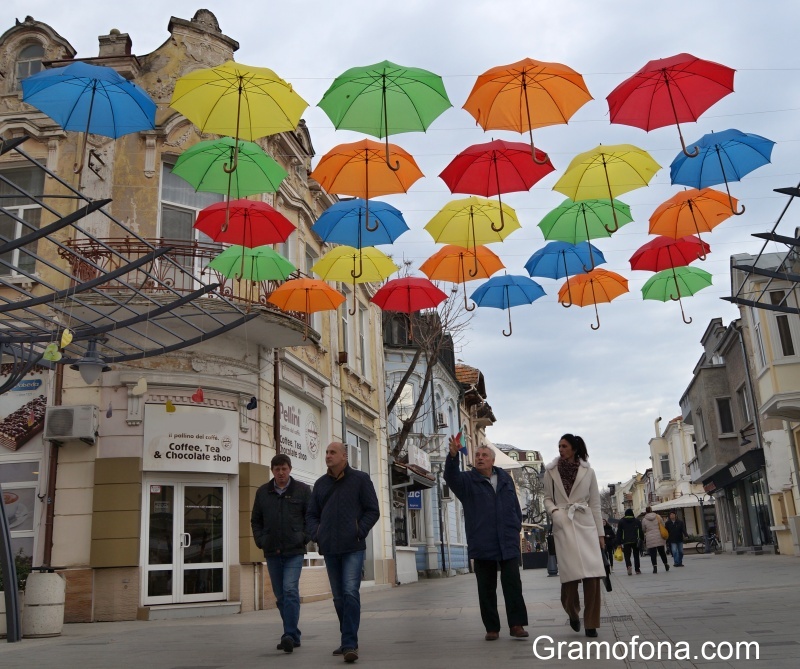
xmin=9 ymin=0 xmax=800 ymax=487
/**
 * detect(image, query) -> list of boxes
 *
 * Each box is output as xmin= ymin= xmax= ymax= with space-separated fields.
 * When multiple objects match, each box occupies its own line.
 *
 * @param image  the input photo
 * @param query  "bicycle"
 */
xmin=695 ymin=534 xmax=720 ymax=554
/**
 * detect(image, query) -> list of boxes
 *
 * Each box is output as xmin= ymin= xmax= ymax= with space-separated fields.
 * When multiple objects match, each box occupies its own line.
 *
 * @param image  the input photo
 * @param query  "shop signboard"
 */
xmin=278 ymin=392 xmax=322 ymax=480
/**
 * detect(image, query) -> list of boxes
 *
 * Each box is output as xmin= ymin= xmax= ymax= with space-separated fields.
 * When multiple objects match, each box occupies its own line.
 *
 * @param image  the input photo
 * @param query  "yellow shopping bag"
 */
xmin=613 ymin=545 xmax=624 ymax=562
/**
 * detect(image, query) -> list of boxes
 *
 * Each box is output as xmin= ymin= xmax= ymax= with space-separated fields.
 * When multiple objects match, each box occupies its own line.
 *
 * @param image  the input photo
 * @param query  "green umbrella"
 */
xmin=318 ymin=60 xmax=451 ymax=170
xmin=538 ymin=199 xmax=634 ymax=244
xmin=641 ymin=266 xmax=712 ymax=324
xmin=172 ymin=137 xmax=287 ymax=198
xmin=208 ymin=245 xmax=296 ymax=282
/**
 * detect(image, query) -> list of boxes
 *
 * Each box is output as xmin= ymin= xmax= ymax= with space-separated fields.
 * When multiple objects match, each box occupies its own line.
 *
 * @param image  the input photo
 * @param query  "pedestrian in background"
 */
xmin=602 ymin=519 xmax=616 ymax=572
xmin=307 ymin=442 xmax=380 ymax=664
xmin=665 ymin=511 xmax=689 ymax=567
xmin=445 ymin=436 xmax=529 ymax=641
xmin=543 ymin=434 xmax=605 ymax=639
xmin=616 ymin=508 xmax=643 ymax=575
xmin=641 ymin=507 xmax=670 ymax=573
xmin=251 ymin=454 xmax=311 ymax=654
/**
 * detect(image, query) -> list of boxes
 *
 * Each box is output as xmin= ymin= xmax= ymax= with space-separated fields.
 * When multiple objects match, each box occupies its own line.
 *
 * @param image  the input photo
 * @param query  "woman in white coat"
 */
xmin=543 ymin=434 xmax=606 ymax=638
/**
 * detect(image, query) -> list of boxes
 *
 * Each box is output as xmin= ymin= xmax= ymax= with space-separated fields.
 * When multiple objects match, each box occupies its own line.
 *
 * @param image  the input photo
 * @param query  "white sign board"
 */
xmin=143 ymin=404 xmax=239 ymax=474
xmin=408 ymin=443 xmax=431 ymax=472
xmin=279 ymin=391 xmax=322 ymax=480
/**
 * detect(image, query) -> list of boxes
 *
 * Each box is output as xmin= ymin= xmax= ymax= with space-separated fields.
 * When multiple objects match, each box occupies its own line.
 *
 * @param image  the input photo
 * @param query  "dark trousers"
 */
xmin=561 ymin=578 xmax=601 ymax=630
xmin=604 ymin=544 xmax=615 ymax=569
xmin=648 ymin=546 xmax=668 ymax=567
xmin=622 ymin=544 xmax=640 ymax=571
xmin=473 ymin=558 xmax=528 ymax=632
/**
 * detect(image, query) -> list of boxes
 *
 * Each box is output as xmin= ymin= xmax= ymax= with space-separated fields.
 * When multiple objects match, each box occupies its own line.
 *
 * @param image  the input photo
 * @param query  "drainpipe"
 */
xmin=654 ymin=416 xmax=662 ymax=439
xmin=42 ymin=363 xmax=64 ymax=568
xmin=273 ymin=349 xmax=281 ymax=454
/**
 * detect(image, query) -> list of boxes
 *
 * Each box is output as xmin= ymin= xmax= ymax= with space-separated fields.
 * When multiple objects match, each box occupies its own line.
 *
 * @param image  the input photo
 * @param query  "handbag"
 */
xmin=658 ymin=516 xmax=669 ymax=540
xmin=601 ymin=549 xmax=613 ymax=592
xmin=613 ymin=545 xmax=624 ymax=562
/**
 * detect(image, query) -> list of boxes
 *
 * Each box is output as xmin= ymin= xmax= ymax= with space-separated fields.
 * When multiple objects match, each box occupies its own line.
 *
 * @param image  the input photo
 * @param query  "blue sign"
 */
xmin=407 ymin=490 xmax=422 ymax=510
xmin=13 ymin=379 xmax=42 ymax=392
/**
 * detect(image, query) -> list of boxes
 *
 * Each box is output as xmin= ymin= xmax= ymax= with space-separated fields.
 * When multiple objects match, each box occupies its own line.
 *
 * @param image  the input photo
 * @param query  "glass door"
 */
xmin=144 ymin=481 xmax=227 ymax=605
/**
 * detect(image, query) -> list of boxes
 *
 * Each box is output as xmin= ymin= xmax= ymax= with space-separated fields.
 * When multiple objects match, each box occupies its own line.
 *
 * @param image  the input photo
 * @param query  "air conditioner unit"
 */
xmin=44 ymin=405 xmax=99 ymax=444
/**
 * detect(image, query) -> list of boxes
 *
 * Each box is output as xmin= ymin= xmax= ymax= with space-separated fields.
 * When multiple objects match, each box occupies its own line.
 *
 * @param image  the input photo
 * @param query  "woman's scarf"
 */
xmin=557 ymin=457 xmax=581 ymax=497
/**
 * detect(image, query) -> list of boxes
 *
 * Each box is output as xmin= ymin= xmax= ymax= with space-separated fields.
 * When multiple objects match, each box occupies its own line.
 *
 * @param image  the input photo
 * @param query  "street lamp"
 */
xmin=681 ymin=491 xmax=714 ymax=553
xmin=69 ymin=339 xmax=111 ymax=385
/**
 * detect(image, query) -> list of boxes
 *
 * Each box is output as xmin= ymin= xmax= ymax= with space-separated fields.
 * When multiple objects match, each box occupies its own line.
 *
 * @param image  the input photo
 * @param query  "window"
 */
xmin=716 ymin=397 xmax=735 ymax=434
xmin=752 ymin=308 xmax=767 ymax=368
xmin=0 ymin=167 xmax=44 ymax=276
xmin=694 ymin=409 xmax=706 ymax=445
xmin=346 ymin=431 xmax=369 ymax=473
xmin=0 ymin=461 xmax=40 ymax=561
xmin=509 ymin=451 xmax=519 ymax=460
xmin=340 ymin=288 xmax=350 ymax=356
xmin=396 ymin=383 xmax=414 ymax=422
xmin=15 ymin=43 xmax=44 ymax=90
xmin=358 ymin=305 xmax=368 ymax=378
xmin=736 ymin=384 xmax=751 ymax=423
xmin=659 ymin=454 xmax=671 ymax=479
xmin=304 ymin=245 xmax=320 ymax=332
xmin=770 ymin=291 xmax=796 ymax=357
xmin=409 ymin=509 xmax=422 ymax=542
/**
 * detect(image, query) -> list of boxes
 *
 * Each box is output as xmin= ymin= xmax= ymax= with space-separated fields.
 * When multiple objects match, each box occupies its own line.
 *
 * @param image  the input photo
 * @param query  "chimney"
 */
xmin=98 ymin=29 xmax=132 ymax=58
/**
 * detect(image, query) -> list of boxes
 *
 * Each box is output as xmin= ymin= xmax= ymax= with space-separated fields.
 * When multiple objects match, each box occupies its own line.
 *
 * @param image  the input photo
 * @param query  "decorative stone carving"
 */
xmin=144 ymin=135 xmax=157 ymax=178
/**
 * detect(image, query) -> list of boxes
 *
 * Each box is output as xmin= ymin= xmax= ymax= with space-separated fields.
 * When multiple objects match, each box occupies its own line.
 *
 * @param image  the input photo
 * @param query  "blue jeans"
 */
xmin=266 ymin=554 xmax=304 ymax=644
xmin=671 ymin=541 xmax=684 ymax=566
xmin=324 ymin=550 xmax=365 ymax=650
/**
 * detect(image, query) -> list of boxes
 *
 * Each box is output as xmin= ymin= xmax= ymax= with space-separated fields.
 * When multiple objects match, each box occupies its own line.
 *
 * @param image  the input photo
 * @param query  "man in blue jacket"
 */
xmin=444 ymin=437 xmax=529 ymax=641
xmin=307 ymin=442 xmax=380 ymax=664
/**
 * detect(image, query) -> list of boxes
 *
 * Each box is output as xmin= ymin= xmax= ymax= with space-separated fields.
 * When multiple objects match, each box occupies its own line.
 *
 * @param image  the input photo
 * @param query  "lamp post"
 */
xmin=682 ymin=491 xmax=714 ymax=553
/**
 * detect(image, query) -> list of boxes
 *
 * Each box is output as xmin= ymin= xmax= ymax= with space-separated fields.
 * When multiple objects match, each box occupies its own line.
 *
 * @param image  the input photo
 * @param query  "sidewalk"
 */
xmin=1 ymin=552 xmax=798 ymax=668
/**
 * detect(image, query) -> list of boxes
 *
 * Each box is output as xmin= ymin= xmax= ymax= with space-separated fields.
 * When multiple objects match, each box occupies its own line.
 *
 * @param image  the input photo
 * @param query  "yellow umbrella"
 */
xmin=553 ymin=144 xmax=660 ymax=232
xmin=312 ymin=246 xmax=398 ymax=314
xmin=170 ymin=61 xmax=308 ymax=171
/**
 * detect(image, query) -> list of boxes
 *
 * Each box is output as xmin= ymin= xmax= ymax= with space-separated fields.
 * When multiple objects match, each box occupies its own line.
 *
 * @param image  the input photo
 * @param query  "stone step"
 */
xmin=137 ymin=601 xmax=241 ymax=621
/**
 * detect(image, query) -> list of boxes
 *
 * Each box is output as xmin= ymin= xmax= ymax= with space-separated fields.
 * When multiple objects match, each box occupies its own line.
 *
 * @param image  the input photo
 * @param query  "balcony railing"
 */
xmin=59 ymin=237 xmax=310 ymax=323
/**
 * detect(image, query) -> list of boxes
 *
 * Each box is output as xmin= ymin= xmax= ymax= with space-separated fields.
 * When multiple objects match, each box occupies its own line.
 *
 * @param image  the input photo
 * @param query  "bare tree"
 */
xmin=600 ymin=489 xmax=614 ymax=519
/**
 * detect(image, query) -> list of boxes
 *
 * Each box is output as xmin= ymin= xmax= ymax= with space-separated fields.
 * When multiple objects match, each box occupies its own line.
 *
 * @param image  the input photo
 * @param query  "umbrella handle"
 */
xmin=303 ymin=289 xmax=309 ymax=341
xmin=728 ymin=191 xmax=745 ymax=216
xmin=73 ymin=83 xmax=97 ymax=174
xmin=672 ymin=293 xmax=692 ymax=324
xmin=522 ymin=78 xmax=549 ymax=166
xmin=602 ymin=162 xmax=620 ymax=233
xmin=365 ymin=200 xmax=379 ymax=232
xmin=223 ymin=146 xmax=239 ymax=173
xmin=382 ymin=81 xmax=401 ymax=171
xmin=224 ymin=79 xmax=244 ymax=173
xmin=686 ymin=202 xmax=707 ymax=260
xmin=561 ymin=274 xmax=573 ymax=308
xmin=715 ymin=148 xmax=746 ymax=215
xmin=679 ymin=133 xmax=700 ymax=158
xmin=491 ymin=158 xmax=506 ymax=232
xmin=663 ymin=75 xmax=700 ymax=158
xmin=351 ymin=252 xmax=364 ymax=280
xmin=502 ymin=305 xmax=513 ymax=337
xmin=590 ymin=279 xmax=600 ymax=330
xmin=73 ymin=132 xmax=88 ymax=174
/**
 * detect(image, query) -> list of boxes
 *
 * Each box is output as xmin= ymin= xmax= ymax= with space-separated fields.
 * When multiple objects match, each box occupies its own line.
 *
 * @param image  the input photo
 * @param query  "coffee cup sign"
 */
xmin=3 ymin=491 xmax=19 ymax=520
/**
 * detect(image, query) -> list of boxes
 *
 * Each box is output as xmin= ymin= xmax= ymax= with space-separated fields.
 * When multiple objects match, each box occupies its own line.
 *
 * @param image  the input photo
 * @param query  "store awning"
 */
xmin=650 ymin=496 xmax=714 ymax=511
xmin=392 ymin=462 xmax=436 ymax=491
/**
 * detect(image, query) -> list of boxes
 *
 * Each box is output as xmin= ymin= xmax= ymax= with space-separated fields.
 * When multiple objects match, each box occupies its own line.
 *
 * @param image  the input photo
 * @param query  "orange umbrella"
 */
xmin=557 ymin=268 xmax=628 ymax=330
xmin=267 ymin=278 xmax=345 ymax=340
xmin=419 ymin=244 xmax=504 ymax=311
xmin=463 ymin=58 xmax=592 ymax=163
xmin=649 ymin=188 xmax=735 ymax=256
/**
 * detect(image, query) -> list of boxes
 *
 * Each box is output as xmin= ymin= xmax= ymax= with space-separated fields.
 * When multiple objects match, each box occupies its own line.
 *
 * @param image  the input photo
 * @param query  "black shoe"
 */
xmin=279 ymin=636 xmax=294 ymax=653
xmin=569 ymin=618 xmax=581 ymax=632
xmin=653 ymin=566 xmax=657 ymax=573
xmin=665 ymin=564 xmax=670 ymax=571
xmin=635 ymin=569 xmax=642 ymax=574
xmin=343 ymin=648 xmax=359 ymax=663
xmin=585 ymin=629 xmax=598 ymax=638
xmin=333 ymin=646 xmax=357 ymax=656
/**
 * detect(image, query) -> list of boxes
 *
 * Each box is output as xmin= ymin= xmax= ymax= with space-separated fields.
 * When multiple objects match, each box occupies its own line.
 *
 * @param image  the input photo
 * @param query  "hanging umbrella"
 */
xmin=207 ymin=245 xmax=296 ymax=282
xmin=469 ymin=274 xmax=546 ymax=337
xmin=606 ymin=53 xmax=735 ymax=157
xmin=172 ymin=137 xmax=287 ymax=198
xmin=439 ymin=139 xmax=554 ymax=232
xmin=669 ymin=129 xmax=775 ymax=216
xmin=553 ymin=144 xmax=660 ymax=232
xmin=266 ymin=278 xmax=346 ymax=340
xmin=419 ymin=244 xmax=505 ymax=311
xmin=194 ymin=199 xmax=295 ymax=244
xmin=538 ymin=199 xmax=634 ymax=247
xmin=629 ymin=235 xmax=711 ymax=272
xmin=642 ymin=266 xmax=713 ymax=324
xmin=649 ymin=188 xmax=735 ymax=248
xmin=557 ymin=268 xmax=628 ymax=330
xmin=312 ymin=246 xmax=398 ymax=314
xmin=21 ymin=61 xmax=156 ymax=173
xmin=311 ymin=199 xmax=409 ymax=248
xmin=170 ymin=61 xmax=308 ymax=172
xmin=371 ymin=277 xmax=448 ymax=313
xmin=424 ymin=197 xmax=520 ymax=277
xmin=318 ymin=60 xmax=451 ymax=169
xmin=463 ymin=58 xmax=592 ymax=162
xmin=524 ymin=241 xmax=606 ymax=280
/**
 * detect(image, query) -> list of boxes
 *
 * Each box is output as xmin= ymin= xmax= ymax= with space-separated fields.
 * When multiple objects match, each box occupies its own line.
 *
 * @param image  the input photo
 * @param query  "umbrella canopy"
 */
xmin=553 ymin=144 xmax=661 ymax=232
xmin=606 ymin=53 xmax=735 ymax=156
xmin=669 ymin=129 xmax=775 ymax=215
xmin=172 ymin=137 xmax=287 ymax=198
xmin=419 ymin=244 xmax=505 ymax=311
xmin=311 ymin=198 xmax=409 ymax=248
xmin=267 ymin=278 xmax=346 ymax=339
xmin=207 ymin=245 xmax=296 ymax=282
xmin=371 ymin=277 xmax=448 ymax=313
xmin=469 ymin=274 xmax=546 ymax=337
xmin=649 ymin=188 xmax=736 ymax=240
xmin=557 ymin=268 xmax=629 ymax=330
xmin=194 ymin=199 xmax=295 ymax=245
xmin=525 ymin=241 xmax=606 ymax=279
xmin=312 ymin=246 xmax=398 ymax=283
xmin=538 ymin=199 xmax=634 ymax=244
xmin=630 ymin=235 xmax=711 ymax=272
xmin=21 ymin=61 xmax=156 ymax=172
xmin=424 ymin=197 xmax=521 ymax=252
xmin=642 ymin=266 xmax=713 ymax=324
xmin=463 ymin=58 xmax=592 ymax=160
xmin=318 ymin=60 xmax=451 ymax=169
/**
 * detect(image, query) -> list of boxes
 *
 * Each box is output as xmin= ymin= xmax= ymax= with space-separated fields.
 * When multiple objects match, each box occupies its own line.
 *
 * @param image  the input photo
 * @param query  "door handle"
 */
xmin=181 ymin=532 xmax=191 ymax=549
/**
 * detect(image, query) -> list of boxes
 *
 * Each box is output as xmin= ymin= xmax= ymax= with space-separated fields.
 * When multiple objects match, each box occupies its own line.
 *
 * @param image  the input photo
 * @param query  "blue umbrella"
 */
xmin=311 ymin=198 xmax=409 ymax=248
xmin=470 ymin=274 xmax=546 ymax=337
xmin=669 ymin=129 xmax=775 ymax=216
xmin=524 ymin=241 xmax=606 ymax=279
xmin=22 ymin=61 xmax=156 ymax=171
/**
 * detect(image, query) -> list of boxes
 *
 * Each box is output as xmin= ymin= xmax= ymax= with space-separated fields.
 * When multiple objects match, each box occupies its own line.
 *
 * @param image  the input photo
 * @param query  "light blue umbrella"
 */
xmin=470 ymin=274 xmax=546 ymax=337
xmin=524 ymin=241 xmax=606 ymax=279
xmin=311 ymin=198 xmax=409 ymax=248
xmin=669 ymin=129 xmax=775 ymax=216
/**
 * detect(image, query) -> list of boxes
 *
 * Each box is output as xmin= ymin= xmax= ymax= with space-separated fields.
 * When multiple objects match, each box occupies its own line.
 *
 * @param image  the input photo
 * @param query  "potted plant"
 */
xmin=0 ymin=548 xmax=30 ymax=638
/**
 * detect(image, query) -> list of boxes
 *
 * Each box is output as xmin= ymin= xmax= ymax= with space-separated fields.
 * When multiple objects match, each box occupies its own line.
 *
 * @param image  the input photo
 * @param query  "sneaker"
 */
xmin=485 ymin=631 xmax=500 ymax=641
xmin=635 ymin=569 xmax=642 ymax=575
xmin=279 ymin=636 xmax=294 ymax=653
xmin=627 ymin=566 xmax=632 ymax=576
xmin=509 ymin=626 xmax=529 ymax=638
xmin=343 ymin=648 xmax=359 ymax=663
xmin=333 ymin=646 xmax=357 ymax=656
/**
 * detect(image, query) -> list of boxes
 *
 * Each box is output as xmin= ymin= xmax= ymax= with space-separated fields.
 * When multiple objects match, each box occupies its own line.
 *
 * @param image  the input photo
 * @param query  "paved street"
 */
xmin=1 ymin=552 xmax=798 ymax=668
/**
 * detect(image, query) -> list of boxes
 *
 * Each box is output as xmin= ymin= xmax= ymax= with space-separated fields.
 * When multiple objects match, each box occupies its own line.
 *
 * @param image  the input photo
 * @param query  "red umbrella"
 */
xmin=629 ymin=235 xmax=711 ymax=272
xmin=439 ymin=139 xmax=554 ymax=232
xmin=194 ymin=199 xmax=295 ymax=247
xmin=371 ymin=277 xmax=448 ymax=313
xmin=606 ymin=53 xmax=735 ymax=157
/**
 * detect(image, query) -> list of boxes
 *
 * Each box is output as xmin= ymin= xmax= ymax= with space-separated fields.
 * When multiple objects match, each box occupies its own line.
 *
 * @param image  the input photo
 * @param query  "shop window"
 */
xmin=0 ymin=460 xmax=40 ymax=562
xmin=0 ymin=166 xmax=44 ymax=277
xmin=715 ymin=397 xmax=735 ymax=435
xmin=15 ymin=43 xmax=44 ymax=90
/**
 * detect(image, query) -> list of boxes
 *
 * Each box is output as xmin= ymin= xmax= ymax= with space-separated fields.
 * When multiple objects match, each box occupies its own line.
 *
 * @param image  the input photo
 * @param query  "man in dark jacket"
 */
xmin=306 ymin=442 xmax=380 ymax=664
xmin=665 ymin=511 xmax=689 ymax=567
xmin=251 ymin=454 xmax=312 ymax=654
xmin=445 ymin=437 xmax=528 ymax=641
xmin=615 ymin=508 xmax=643 ymax=575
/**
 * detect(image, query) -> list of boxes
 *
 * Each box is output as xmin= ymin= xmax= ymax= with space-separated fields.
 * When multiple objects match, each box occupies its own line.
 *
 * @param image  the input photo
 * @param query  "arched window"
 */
xmin=509 ymin=451 xmax=519 ymax=460
xmin=16 ymin=43 xmax=44 ymax=90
